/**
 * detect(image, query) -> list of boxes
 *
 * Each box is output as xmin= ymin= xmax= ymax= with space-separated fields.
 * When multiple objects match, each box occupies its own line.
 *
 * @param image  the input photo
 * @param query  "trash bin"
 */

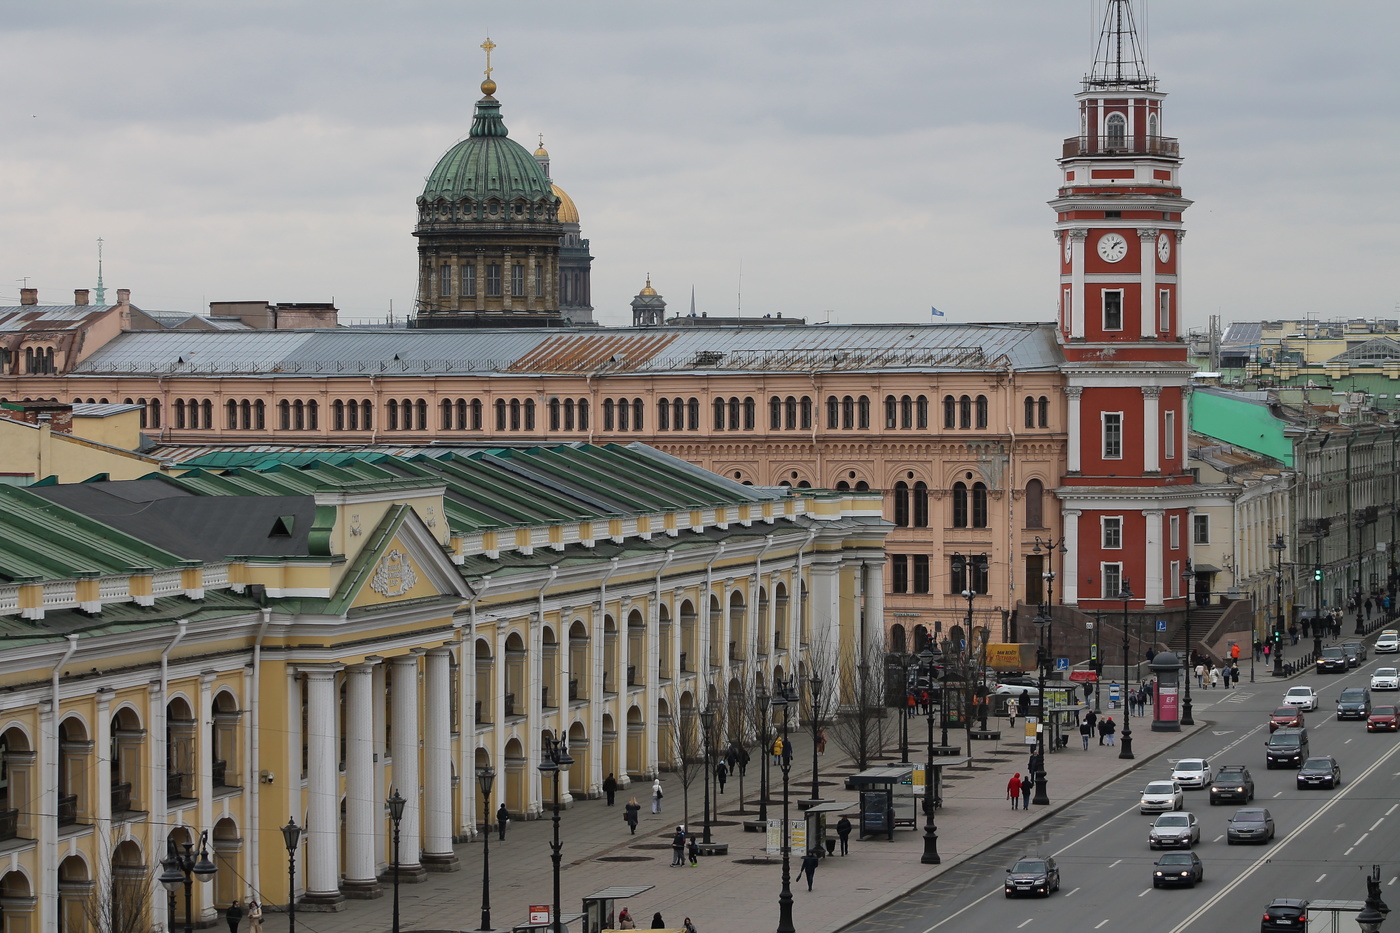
xmin=825 ymin=838 xmax=836 ymax=856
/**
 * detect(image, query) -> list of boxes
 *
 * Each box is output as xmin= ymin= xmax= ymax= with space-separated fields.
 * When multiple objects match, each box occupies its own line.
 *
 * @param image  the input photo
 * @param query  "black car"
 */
xmin=1265 ymin=728 xmax=1309 ymax=769
xmin=1209 ymin=765 xmax=1255 ymax=804
xmin=1296 ymin=756 xmax=1342 ymax=789
xmin=1227 ymin=807 xmax=1276 ymax=844
xmin=1337 ymin=687 xmax=1372 ymax=720
xmin=1316 ymin=646 xmax=1348 ymax=673
xmin=1342 ymin=641 xmax=1368 ymax=664
xmin=1005 ymin=856 xmax=1060 ymax=897
xmin=1152 ymin=851 xmax=1204 ymax=887
xmin=1261 ymin=897 xmax=1310 ymax=931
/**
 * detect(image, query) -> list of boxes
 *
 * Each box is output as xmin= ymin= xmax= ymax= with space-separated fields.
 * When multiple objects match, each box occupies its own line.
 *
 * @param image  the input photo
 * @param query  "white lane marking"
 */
xmin=1095 ymin=921 xmax=1110 ymax=929
xmin=1318 ymin=874 xmax=1329 ymax=882
xmin=1387 ymin=803 xmax=1399 ymax=816
xmin=1346 ymin=738 xmax=1354 ymax=744
xmin=1212 ymin=834 xmax=1224 ymax=842
xmin=1389 ymin=877 xmax=1397 ymax=886
xmin=1346 ymin=848 xmax=1355 ymax=855
xmin=1357 ymin=833 xmax=1370 ymax=845
xmin=1273 ymin=791 xmax=1283 ymax=797
xmin=1108 ymin=859 xmax=1122 ymax=868
xmin=1017 ymin=920 xmax=1032 ymax=928
xmin=1370 ymin=818 xmax=1384 ymax=831
xmin=1066 ymin=887 xmax=1080 ymax=897
xmin=1138 ymin=889 xmax=1150 ymax=897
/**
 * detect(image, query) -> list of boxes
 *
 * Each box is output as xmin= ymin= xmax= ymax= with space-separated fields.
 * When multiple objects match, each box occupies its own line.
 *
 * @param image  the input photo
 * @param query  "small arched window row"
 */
xmin=601 ymin=397 xmax=646 ymax=432
xmin=951 ymin=481 xmax=990 ymax=529
xmin=547 ymin=397 xmax=590 ymax=432
xmin=171 ymin=397 xmax=216 ymax=430
xmin=943 ymin=394 xmax=991 ymax=431
xmin=825 ymin=395 xmax=872 ymax=430
xmin=657 ymin=397 xmax=700 ymax=432
xmin=275 ymin=398 xmax=321 ymax=432
xmin=1023 ymin=395 xmax=1050 ymax=429
xmin=712 ymin=397 xmax=756 ymax=432
xmin=768 ymin=395 xmax=815 ymax=431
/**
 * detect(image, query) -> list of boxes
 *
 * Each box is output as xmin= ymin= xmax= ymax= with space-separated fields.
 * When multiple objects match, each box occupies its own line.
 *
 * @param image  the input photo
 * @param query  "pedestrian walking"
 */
xmin=651 ymin=912 xmax=666 ymax=929
xmin=836 ymin=816 xmax=852 ymax=855
xmin=1008 ymin=698 xmax=1019 ymax=727
xmin=1007 ymin=772 xmax=1023 ymax=809
xmin=1079 ymin=718 xmax=1092 ymax=750
xmin=246 ymin=901 xmax=263 ymax=933
xmin=225 ymin=900 xmax=244 ymax=933
xmin=801 ymin=849 xmax=821 ymax=890
xmin=1103 ymin=717 xmax=1116 ymax=746
xmin=687 ymin=836 xmax=700 ymax=867
xmin=772 ymin=735 xmax=784 ymax=766
xmin=816 ymin=727 xmax=827 ymax=753
xmin=715 ymin=760 xmax=728 ymax=793
xmin=624 ymin=797 xmax=641 ymax=834
xmin=652 ymin=778 xmax=664 ymax=814
xmin=671 ymin=826 xmax=687 ymax=866
xmin=603 ymin=772 xmax=619 ymax=806
xmin=496 ymin=803 xmax=511 ymax=841
xmin=617 ymin=907 xmax=637 ymax=929
xmin=1209 ymin=666 xmax=1221 ymax=688
xmin=1096 ymin=717 xmax=1107 ymax=745
xmin=1021 ymin=774 xmax=1033 ymax=809
xmin=737 ymin=747 xmax=749 ymax=778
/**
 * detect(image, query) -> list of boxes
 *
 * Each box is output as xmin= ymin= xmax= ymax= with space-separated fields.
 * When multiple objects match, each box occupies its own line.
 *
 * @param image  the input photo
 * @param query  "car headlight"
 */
xmin=1153 ymin=871 xmax=1164 ymax=877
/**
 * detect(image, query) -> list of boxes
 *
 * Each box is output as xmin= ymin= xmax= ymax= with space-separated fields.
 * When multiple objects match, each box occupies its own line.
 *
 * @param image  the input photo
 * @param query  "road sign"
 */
xmin=1055 ymin=657 xmax=1069 ymax=671
xmin=1155 ymin=619 xmax=1167 ymax=632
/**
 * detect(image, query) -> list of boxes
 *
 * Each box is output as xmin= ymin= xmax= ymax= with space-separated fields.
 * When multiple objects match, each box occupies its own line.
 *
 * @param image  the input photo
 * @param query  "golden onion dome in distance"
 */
xmin=535 ymin=144 xmax=550 ymax=157
xmin=480 ymin=37 xmax=498 ymax=97
xmin=639 ymin=275 xmax=657 ymax=296
xmin=553 ymin=185 xmax=579 ymax=224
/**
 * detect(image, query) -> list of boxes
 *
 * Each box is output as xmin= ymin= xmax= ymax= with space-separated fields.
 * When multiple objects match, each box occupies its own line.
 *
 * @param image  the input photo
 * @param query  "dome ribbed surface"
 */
xmin=420 ymin=95 xmax=555 ymax=204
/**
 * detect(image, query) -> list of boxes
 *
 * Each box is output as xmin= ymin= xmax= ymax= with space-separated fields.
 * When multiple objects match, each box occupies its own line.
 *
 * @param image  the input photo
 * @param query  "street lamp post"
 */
xmin=1180 ymin=560 xmax=1196 ymax=726
xmin=388 ymin=789 xmax=406 ymax=933
xmin=476 ymin=767 xmax=495 ymax=932
xmin=280 ymin=818 xmax=301 ymax=933
xmin=538 ymin=736 xmax=573 ymax=933
xmin=700 ymin=706 xmax=716 ymax=845
xmin=1030 ymin=535 xmax=1066 ymax=806
xmin=756 ymin=684 xmax=771 ymax=822
xmin=1270 ymin=534 xmax=1287 ymax=676
xmin=1119 ymin=579 xmax=1135 ymax=760
xmin=808 ymin=670 xmax=824 ymax=803
xmin=896 ymin=651 xmax=916 ymax=764
xmin=938 ymin=637 xmax=952 ymax=749
xmin=772 ymin=677 xmax=797 ymax=933
xmin=1313 ymin=528 xmax=1327 ymax=662
xmin=917 ymin=645 xmax=942 ymax=864
xmin=1357 ymin=864 xmax=1390 ymax=933
xmin=158 ymin=831 xmax=217 ymax=933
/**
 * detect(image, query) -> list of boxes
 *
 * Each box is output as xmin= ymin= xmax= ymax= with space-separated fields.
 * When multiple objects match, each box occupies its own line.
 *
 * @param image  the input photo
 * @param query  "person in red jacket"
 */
xmin=1007 ymin=773 xmax=1023 ymax=810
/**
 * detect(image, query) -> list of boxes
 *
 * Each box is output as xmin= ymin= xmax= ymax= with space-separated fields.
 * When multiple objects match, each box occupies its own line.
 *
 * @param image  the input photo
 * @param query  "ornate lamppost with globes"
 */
xmin=756 ymin=683 xmax=771 ymax=822
xmin=280 ymin=818 xmax=301 ymax=933
xmin=388 ymin=789 xmax=406 ymax=933
xmin=158 ymin=831 xmax=218 ymax=933
xmin=538 ymin=736 xmax=574 ymax=933
xmin=807 ymin=669 xmax=824 ymax=804
xmin=1270 ymin=534 xmax=1287 ymax=676
xmin=772 ymin=676 xmax=797 ymax=933
xmin=476 ymin=767 xmax=496 ymax=932
xmin=1030 ymin=535 xmax=1067 ymax=805
xmin=700 ymin=705 xmax=716 ymax=845
xmin=1179 ymin=560 xmax=1196 ymax=726
xmin=1119 ymin=579 xmax=1135 ymax=760
xmin=917 ymin=644 xmax=942 ymax=864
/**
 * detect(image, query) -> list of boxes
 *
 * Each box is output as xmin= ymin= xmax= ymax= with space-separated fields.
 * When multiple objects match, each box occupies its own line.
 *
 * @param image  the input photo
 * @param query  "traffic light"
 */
xmin=1314 ymin=568 xmax=1323 ymax=582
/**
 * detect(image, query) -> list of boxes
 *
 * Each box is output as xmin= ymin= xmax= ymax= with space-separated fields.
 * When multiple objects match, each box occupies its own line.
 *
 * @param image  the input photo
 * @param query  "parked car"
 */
xmin=1371 ymin=668 xmax=1399 ymax=691
xmin=1004 ymin=856 xmax=1060 ymax=897
xmin=1261 ymin=897 xmax=1310 ymax=932
xmin=1337 ymin=687 xmax=1372 ymax=720
xmin=1148 ymin=812 xmax=1200 ymax=849
xmin=1169 ymin=758 xmax=1212 ymax=789
xmin=1317 ymin=646 xmax=1348 ymax=673
xmin=1265 ymin=728 xmax=1309 ymax=769
xmin=1283 ymin=687 xmax=1318 ymax=711
xmin=994 ymin=682 xmax=1040 ymax=697
xmin=1152 ymin=851 xmax=1204 ymax=887
xmin=1269 ymin=707 xmax=1304 ymax=731
xmin=1367 ymin=705 xmax=1399 ymax=732
xmin=1210 ymin=765 xmax=1255 ymax=805
xmin=1227 ymin=807 xmax=1276 ymax=844
xmin=1375 ymin=630 xmax=1400 ymax=654
xmin=1296 ymin=756 xmax=1342 ymax=789
xmin=1140 ymin=780 xmax=1185 ymax=813
xmin=1341 ymin=642 xmax=1367 ymax=666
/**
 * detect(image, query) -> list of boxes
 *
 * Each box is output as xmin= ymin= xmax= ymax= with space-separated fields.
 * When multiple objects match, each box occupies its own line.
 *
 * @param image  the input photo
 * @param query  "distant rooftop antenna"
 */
xmin=94 ymin=237 xmax=106 ymax=305
xmin=737 ymin=260 xmax=742 ymax=318
xmin=1087 ymin=0 xmax=1155 ymax=91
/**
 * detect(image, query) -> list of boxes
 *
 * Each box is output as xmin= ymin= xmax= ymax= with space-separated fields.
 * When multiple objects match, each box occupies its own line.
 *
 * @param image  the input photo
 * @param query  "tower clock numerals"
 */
xmin=1157 ymin=233 xmax=1171 ymax=263
xmin=1096 ymin=232 xmax=1128 ymax=263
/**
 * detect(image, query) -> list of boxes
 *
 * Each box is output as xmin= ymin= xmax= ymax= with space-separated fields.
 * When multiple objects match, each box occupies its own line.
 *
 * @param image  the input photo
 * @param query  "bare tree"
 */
xmin=663 ymin=687 xmax=705 ymax=831
xmin=827 ymin=649 xmax=889 ymax=772
xmin=83 ymin=837 xmax=158 ymax=933
xmin=798 ymin=643 xmax=843 ymax=801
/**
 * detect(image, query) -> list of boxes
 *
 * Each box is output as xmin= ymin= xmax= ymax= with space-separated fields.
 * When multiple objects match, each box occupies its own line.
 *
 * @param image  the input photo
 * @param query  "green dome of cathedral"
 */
xmin=420 ymin=86 xmax=556 ymax=207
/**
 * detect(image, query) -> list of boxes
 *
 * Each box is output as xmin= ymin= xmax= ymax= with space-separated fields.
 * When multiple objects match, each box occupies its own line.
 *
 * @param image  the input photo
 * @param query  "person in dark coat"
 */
xmin=496 ymin=803 xmax=511 ymax=841
xmin=1079 ymin=718 xmax=1092 ymax=750
xmin=836 ymin=816 xmax=852 ymax=855
xmin=603 ymin=773 xmax=619 ymax=806
xmin=651 ymin=913 xmax=666 ymax=929
xmin=225 ymin=900 xmax=244 ymax=933
xmin=671 ymin=827 xmax=687 ymax=866
xmin=1021 ymin=774 xmax=1033 ymax=809
xmin=715 ymin=760 xmax=728 ymax=793
xmin=737 ymin=747 xmax=749 ymax=777
xmin=1096 ymin=717 xmax=1108 ymax=745
xmin=624 ymin=797 xmax=641 ymax=834
xmin=687 ymin=836 xmax=700 ymax=867
xmin=801 ymin=849 xmax=821 ymax=890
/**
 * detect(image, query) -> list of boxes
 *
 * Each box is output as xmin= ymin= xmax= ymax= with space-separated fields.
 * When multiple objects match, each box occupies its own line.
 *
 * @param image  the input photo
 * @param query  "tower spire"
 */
xmin=94 ymin=237 xmax=106 ymax=305
xmin=1087 ymin=0 xmax=1153 ymax=91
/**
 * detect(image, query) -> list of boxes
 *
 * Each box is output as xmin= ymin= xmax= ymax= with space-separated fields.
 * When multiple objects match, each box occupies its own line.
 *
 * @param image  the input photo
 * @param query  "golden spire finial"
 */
xmin=480 ymin=37 xmax=498 ymax=96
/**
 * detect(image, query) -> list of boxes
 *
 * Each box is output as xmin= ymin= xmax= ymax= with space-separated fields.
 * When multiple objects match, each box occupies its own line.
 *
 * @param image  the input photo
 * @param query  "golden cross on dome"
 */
xmin=481 ymin=37 xmax=496 ymax=80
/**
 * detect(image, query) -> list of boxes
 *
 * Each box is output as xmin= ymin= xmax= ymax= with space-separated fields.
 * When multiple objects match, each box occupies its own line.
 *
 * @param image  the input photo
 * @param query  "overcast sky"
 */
xmin=1 ymin=1 xmax=1395 ymax=330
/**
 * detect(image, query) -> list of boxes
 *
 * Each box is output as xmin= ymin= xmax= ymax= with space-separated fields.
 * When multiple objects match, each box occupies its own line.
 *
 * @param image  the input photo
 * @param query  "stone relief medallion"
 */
xmin=370 ymin=548 xmax=418 ymax=597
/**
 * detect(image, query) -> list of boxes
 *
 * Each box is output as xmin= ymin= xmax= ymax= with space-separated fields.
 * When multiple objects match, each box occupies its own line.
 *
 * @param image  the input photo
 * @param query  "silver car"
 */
xmin=1140 ymin=780 xmax=1184 ymax=813
xmin=1149 ymin=811 xmax=1200 ymax=849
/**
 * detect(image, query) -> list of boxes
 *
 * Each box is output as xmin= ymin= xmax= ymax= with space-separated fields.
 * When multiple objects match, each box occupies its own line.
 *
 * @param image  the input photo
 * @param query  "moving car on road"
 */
xmin=1283 ymin=687 xmax=1318 ymax=710
xmin=1209 ymin=765 xmax=1255 ymax=804
xmin=1376 ymin=630 xmax=1400 ymax=654
xmin=1296 ymin=756 xmax=1342 ymax=789
xmin=1337 ymin=687 xmax=1372 ymax=720
xmin=1152 ymin=851 xmax=1204 ymax=888
xmin=1169 ymin=758 xmax=1212 ymax=789
xmin=1371 ymin=668 xmax=1399 ymax=691
xmin=1342 ymin=641 xmax=1368 ymax=665
xmin=1367 ymin=705 xmax=1399 ymax=732
xmin=1226 ymin=807 xmax=1276 ymax=844
xmin=1317 ymin=646 xmax=1348 ymax=673
xmin=1265 ymin=728 xmax=1309 ymax=769
xmin=1148 ymin=812 xmax=1200 ymax=849
xmin=1269 ymin=707 xmax=1304 ymax=731
xmin=1261 ymin=897 xmax=1310 ymax=931
xmin=1004 ymin=856 xmax=1060 ymax=898
xmin=1140 ymin=780 xmax=1184 ymax=813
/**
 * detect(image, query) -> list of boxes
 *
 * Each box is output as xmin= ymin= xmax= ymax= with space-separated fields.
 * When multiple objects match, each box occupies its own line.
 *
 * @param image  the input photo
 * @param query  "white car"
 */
xmin=1372 ymin=668 xmax=1400 ymax=691
xmin=1283 ymin=686 xmax=1319 ymax=711
xmin=1170 ymin=758 xmax=1213 ymax=789
xmin=1376 ymin=631 xmax=1400 ymax=654
xmin=1140 ymin=780 xmax=1185 ymax=813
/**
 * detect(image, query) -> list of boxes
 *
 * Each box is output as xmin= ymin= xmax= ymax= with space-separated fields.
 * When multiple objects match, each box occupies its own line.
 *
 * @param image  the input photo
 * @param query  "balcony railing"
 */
xmin=212 ymin=759 xmax=228 ymax=788
xmin=166 ymin=772 xmax=187 ymax=801
xmin=0 ymin=808 xmax=17 ymax=841
xmin=111 ymin=782 xmax=132 ymax=814
xmin=1061 ymin=135 xmax=1180 ymax=159
xmin=57 ymin=794 xmax=78 ymax=827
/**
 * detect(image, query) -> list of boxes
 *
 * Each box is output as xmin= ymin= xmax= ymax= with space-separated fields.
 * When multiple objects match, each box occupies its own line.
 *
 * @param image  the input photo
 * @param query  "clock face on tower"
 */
xmin=1157 ymin=233 xmax=1171 ymax=262
xmin=1097 ymin=233 xmax=1128 ymax=263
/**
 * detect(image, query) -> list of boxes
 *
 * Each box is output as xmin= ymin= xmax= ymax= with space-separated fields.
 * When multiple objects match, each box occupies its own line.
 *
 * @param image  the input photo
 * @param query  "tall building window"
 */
xmin=1169 ymin=514 xmax=1180 ymax=549
xmin=686 ymin=398 xmax=698 ymax=430
xmin=915 ymin=395 xmax=928 ymax=429
xmin=462 ymin=264 xmax=476 ymax=297
xmin=912 ymin=555 xmax=930 ymax=594
xmin=944 ymin=395 xmax=956 ymax=429
xmin=616 ymin=397 xmax=629 ymax=431
xmin=975 ymin=395 xmax=988 ymax=429
xmin=1024 ymin=479 xmax=1044 ymax=528
xmin=1193 ymin=514 xmax=1210 ymax=544
xmin=1104 ymin=290 xmax=1124 ymax=331
xmin=858 ymin=396 xmax=871 ymax=428
xmin=1158 ymin=289 xmax=1171 ymax=331
xmin=770 ymin=397 xmax=782 ymax=430
xmin=1038 ymin=396 xmax=1049 ymax=428
xmin=1102 ymin=516 xmax=1122 ymax=549
xmin=633 ymin=398 xmax=644 ymax=431
xmin=1103 ymin=412 xmax=1123 ymax=459
xmin=1024 ymin=396 xmax=1036 ymax=428
xmin=1105 ymin=112 xmax=1127 ymax=148
xmin=912 ymin=482 xmax=929 ymax=527
xmin=891 ymin=555 xmax=909 ymax=594
xmin=673 ymin=398 xmax=686 ymax=430
xmin=800 ymin=396 xmax=812 ymax=429
xmin=900 ymin=395 xmax=913 ymax=429
xmin=511 ymin=263 xmax=525 ymax=298
xmin=952 ymin=482 xmax=968 ymax=528
xmin=1102 ymin=562 xmax=1123 ymax=600
xmin=971 ymin=482 xmax=989 ymax=528
xmin=604 ymin=399 xmax=616 ymax=431
xmin=893 ymin=482 xmax=910 ymax=527
xmin=884 ymin=396 xmax=897 ymax=429
xmin=841 ymin=396 xmax=854 ymax=430
xmin=826 ymin=396 xmax=839 ymax=429
xmin=439 ymin=264 xmax=452 ymax=297
xmin=784 ymin=396 xmax=797 ymax=430
xmin=713 ymin=398 xmax=725 ymax=430
xmin=487 ymin=264 xmax=502 ymax=297
xmin=494 ymin=398 xmax=506 ymax=431
xmin=658 ymin=399 xmax=671 ymax=431
xmin=578 ymin=399 xmax=589 ymax=430
xmin=1165 ymin=410 xmax=1176 ymax=459
xmin=535 ymin=266 xmax=544 ymax=298
xmin=959 ymin=395 xmax=972 ymax=429
xmin=729 ymin=398 xmax=741 ymax=431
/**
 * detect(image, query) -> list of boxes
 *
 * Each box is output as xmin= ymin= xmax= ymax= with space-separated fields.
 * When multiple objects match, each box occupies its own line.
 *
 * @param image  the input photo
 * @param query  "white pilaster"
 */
xmin=1139 ymin=229 xmax=1158 ymax=337
xmin=390 ymin=652 xmax=424 ymax=872
xmin=343 ymin=663 xmax=381 ymax=896
xmin=1174 ymin=231 xmax=1186 ymax=337
xmin=1142 ymin=386 xmax=1161 ymax=473
xmin=1065 ymin=387 xmax=1083 ymax=473
xmin=864 ymin=560 xmax=886 ymax=665
xmin=422 ymin=648 xmax=459 ymax=870
xmin=1063 ymin=510 xmax=1082 ymax=604
xmin=197 ymin=671 xmax=216 ymax=850
xmin=1070 ymin=230 xmax=1087 ymax=337
xmin=1144 ymin=510 xmax=1165 ymax=606
xmin=370 ymin=658 xmax=387 ymax=875
xmin=303 ymin=665 xmax=345 ymax=907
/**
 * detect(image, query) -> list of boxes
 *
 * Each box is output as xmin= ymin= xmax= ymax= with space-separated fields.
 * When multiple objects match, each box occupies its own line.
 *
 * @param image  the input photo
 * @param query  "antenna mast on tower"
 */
xmin=1087 ymin=0 xmax=1154 ymax=91
xmin=95 ymin=237 xmax=106 ymax=305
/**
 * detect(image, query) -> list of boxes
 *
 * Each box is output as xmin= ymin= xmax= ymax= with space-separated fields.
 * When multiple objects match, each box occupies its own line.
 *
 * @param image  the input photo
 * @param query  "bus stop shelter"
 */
xmin=580 ymin=885 xmax=654 ymax=933
xmin=846 ymin=766 xmax=913 ymax=840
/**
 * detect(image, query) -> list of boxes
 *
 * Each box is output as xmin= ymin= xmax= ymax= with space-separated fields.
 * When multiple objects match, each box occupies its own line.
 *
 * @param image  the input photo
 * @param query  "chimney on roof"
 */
xmin=74 ymin=289 xmax=90 ymax=306
xmin=20 ymin=288 xmax=37 ymax=306
xmin=116 ymin=288 xmax=130 ymax=306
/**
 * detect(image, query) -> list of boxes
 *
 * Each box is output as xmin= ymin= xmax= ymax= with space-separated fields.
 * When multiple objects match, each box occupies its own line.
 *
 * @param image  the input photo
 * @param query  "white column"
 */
xmin=1070 ymin=231 xmax=1087 ymax=338
xmin=1174 ymin=231 xmax=1186 ymax=338
xmin=197 ymin=672 xmax=216 ymax=850
xmin=1065 ymin=387 xmax=1083 ymax=473
xmin=38 ymin=697 xmax=56 ymax=933
xmin=370 ymin=658 xmax=387 ymax=876
xmin=94 ymin=688 xmax=114 ymax=880
xmin=1144 ymin=510 xmax=1165 ymax=606
xmin=457 ymin=632 xmax=477 ymax=839
xmin=422 ymin=648 xmax=459 ymax=870
xmin=1180 ymin=387 xmax=1192 ymax=470
xmin=1139 ymin=229 xmax=1158 ymax=337
xmin=1142 ymin=386 xmax=1161 ymax=473
xmin=303 ymin=665 xmax=345 ymax=907
xmin=1063 ymin=510 xmax=1082 ymax=605
xmin=864 ymin=560 xmax=886 ymax=665
xmin=390 ymin=652 xmax=425 ymax=874
xmin=343 ymin=663 xmax=381 ymax=896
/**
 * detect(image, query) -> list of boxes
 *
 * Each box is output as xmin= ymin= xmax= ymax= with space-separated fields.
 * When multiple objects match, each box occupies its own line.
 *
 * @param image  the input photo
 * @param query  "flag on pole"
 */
xmin=930 ymin=306 xmax=945 ymax=318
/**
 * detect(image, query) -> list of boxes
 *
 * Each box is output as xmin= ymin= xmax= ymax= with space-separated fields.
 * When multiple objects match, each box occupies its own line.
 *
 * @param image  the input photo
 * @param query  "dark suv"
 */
xmin=1265 ymin=728 xmax=1309 ymax=769
xmin=1337 ymin=687 xmax=1372 ymax=720
xmin=1261 ymin=897 xmax=1310 ymax=931
xmin=1317 ymin=646 xmax=1348 ymax=673
xmin=1210 ymin=765 xmax=1256 ymax=804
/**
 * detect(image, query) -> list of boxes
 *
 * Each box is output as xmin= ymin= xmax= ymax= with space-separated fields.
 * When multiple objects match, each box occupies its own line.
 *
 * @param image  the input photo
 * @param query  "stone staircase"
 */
xmin=1169 ymin=605 xmax=1225 ymax=661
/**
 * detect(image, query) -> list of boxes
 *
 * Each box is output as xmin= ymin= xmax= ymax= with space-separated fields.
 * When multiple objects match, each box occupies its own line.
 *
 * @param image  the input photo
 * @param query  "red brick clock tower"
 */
xmin=1052 ymin=0 xmax=1197 ymax=618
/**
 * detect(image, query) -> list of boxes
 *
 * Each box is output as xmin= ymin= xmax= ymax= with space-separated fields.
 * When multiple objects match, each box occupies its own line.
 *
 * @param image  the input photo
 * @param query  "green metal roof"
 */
xmin=0 ymin=587 xmax=257 ymax=646
xmin=420 ymin=93 xmax=555 ymax=207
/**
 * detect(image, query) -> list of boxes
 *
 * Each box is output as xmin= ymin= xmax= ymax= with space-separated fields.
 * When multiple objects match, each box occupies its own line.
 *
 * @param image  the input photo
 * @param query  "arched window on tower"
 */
xmin=916 ymin=395 xmax=928 ymax=429
xmin=1038 ymin=396 xmax=1049 ymax=428
xmin=713 ymin=398 xmax=725 ymax=430
xmin=858 ymin=395 xmax=871 ymax=428
xmin=770 ymin=396 xmax=782 ymax=431
xmin=1024 ymin=396 xmax=1036 ymax=429
xmin=604 ymin=398 xmax=616 ymax=431
xmin=959 ymin=395 xmax=972 ymax=429
xmin=1025 ymin=479 xmax=1044 ymax=529
xmin=944 ymin=395 xmax=956 ymax=429
xmin=1148 ymin=112 xmax=1159 ymax=139
xmin=841 ymin=396 xmax=854 ymax=430
xmin=884 ymin=395 xmax=897 ymax=429
xmin=1105 ymin=112 xmax=1127 ymax=149
xmin=784 ymin=396 xmax=797 ymax=430
xmin=826 ymin=396 xmax=839 ymax=429
xmin=800 ymin=396 xmax=812 ymax=429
